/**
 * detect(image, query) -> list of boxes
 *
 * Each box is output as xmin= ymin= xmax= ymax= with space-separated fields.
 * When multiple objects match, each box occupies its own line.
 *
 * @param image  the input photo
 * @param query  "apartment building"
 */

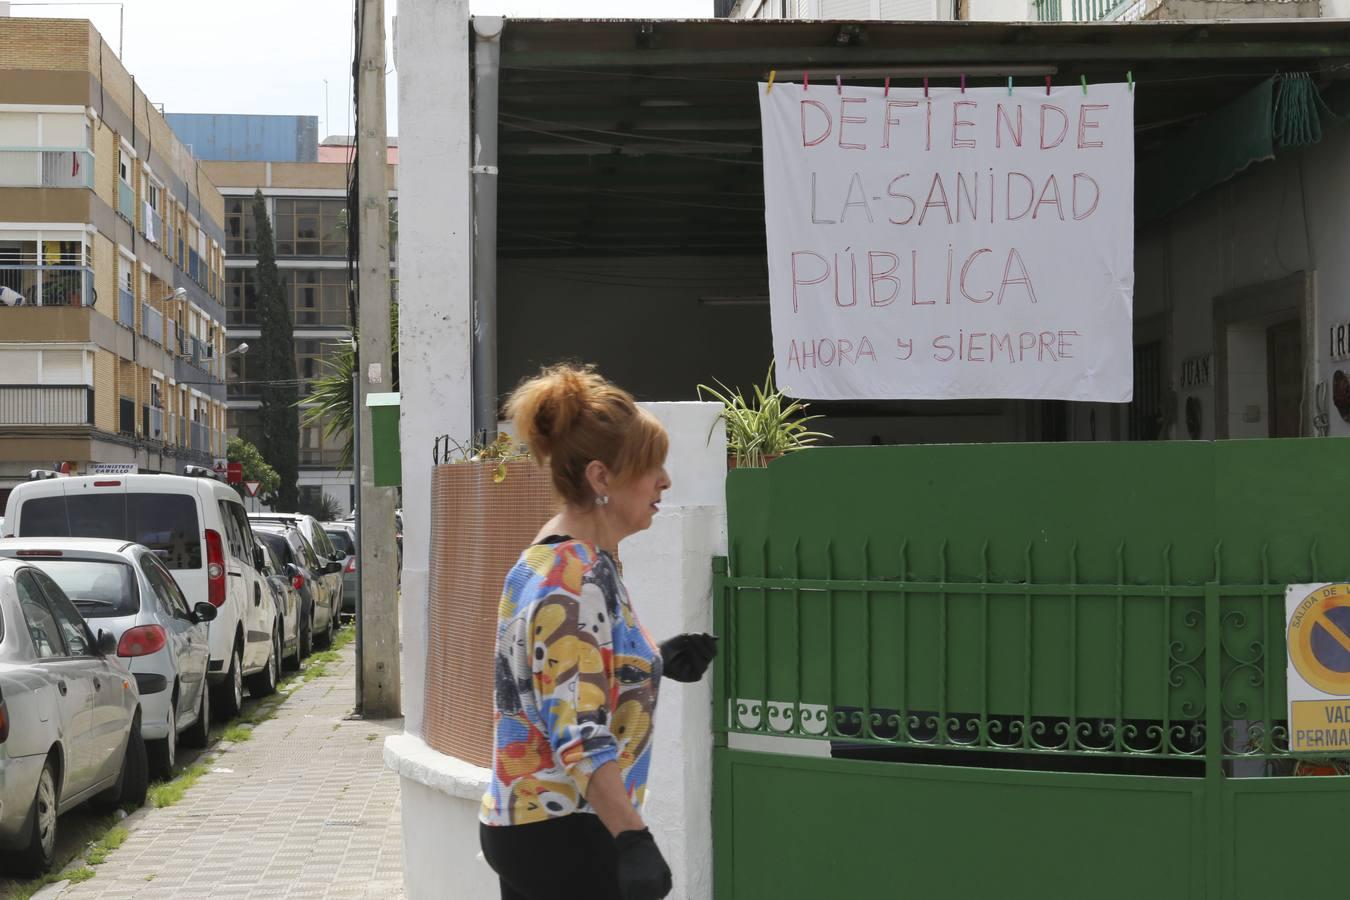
xmin=177 ymin=125 xmax=396 ymax=516
xmin=0 ymin=16 xmax=229 ymax=503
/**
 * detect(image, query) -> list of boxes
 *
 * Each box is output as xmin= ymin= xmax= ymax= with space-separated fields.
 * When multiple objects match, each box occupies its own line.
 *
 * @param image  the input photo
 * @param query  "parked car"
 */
xmin=0 ymin=558 xmax=147 ymax=875
xmin=321 ymin=522 xmax=358 ymax=616
xmin=252 ymin=524 xmax=339 ymax=652
xmin=3 ymin=472 xmax=278 ymax=721
xmin=248 ymin=513 xmax=344 ymax=624
xmin=254 ymin=537 xmax=303 ymax=669
xmin=0 ymin=539 xmax=219 ymax=779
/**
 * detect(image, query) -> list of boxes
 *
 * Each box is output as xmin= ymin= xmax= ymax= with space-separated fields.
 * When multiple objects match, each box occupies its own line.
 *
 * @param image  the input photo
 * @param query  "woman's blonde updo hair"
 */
xmin=506 ymin=364 xmax=669 ymax=506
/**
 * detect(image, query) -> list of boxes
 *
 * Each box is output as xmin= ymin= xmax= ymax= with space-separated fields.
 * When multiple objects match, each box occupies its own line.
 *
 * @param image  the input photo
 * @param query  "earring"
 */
xmin=595 ymin=495 xmax=609 ymax=507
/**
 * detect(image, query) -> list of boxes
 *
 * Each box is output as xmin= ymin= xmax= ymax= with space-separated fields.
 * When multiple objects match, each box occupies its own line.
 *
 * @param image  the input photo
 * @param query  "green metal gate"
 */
xmin=712 ymin=439 xmax=1350 ymax=899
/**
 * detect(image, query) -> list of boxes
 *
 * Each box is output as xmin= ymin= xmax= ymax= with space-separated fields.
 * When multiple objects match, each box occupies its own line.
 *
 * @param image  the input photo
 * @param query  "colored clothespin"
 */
xmin=1007 ymin=76 xmax=1013 ymax=96
xmin=1045 ymin=75 xmax=1052 ymax=95
xmin=1081 ymin=75 xmax=1088 ymax=95
xmin=1127 ymin=70 xmax=1134 ymax=93
xmin=765 ymin=70 xmax=776 ymax=94
xmin=836 ymin=75 xmax=842 ymax=95
xmin=884 ymin=76 xmax=891 ymax=97
xmin=960 ymin=74 xmax=966 ymax=94
xmin=923 ymin=76 xmax=929 ymax=98
xmin=803 ymin=71 xmax=810 ymax=91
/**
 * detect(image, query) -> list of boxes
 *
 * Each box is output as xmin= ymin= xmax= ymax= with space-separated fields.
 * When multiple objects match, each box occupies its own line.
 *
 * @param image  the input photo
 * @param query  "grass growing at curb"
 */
xmin=8 ymin=867 xmax=95 ymax=900
xmin=85 ymin=826 xmax=129 ymax=865
xmin=147 ymin=761 xmax=211 ymax=809
xmin=221 ymin=724 xmax=253 ymax=743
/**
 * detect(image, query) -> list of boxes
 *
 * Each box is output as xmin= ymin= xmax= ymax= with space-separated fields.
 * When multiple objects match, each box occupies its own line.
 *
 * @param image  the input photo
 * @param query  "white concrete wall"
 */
xmin=1135 ymin=124 xmax=1350 ymax=441
xmin=395 ymin=0 xmax=474 ymax=740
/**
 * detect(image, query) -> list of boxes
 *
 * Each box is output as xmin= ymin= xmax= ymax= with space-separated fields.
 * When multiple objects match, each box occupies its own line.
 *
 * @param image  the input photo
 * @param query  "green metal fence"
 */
xmin=713 ymin=439 xmax=1350 ymax=899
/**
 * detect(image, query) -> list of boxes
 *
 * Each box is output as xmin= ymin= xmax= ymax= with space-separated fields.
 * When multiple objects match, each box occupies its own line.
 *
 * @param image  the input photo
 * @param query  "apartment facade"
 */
xmin=0 ymin=16 xmax=229 ymax=504
xmin=196 ymin=153 xmax=396 ymax=516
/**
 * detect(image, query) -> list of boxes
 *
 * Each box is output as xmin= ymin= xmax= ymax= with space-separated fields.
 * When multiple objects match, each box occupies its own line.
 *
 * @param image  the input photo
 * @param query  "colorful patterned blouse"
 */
xmin=480 ymin=538 xmax=662 ymax=827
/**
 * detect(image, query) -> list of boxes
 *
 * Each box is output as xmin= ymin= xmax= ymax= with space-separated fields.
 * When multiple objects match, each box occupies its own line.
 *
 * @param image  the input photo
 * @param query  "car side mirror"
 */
xmin=324 ymin=560 xmax=343 ymax=576
xmin=253 ymin=546 xmax=266 ymax=571
xmin=96 ymin=629 xmax=117 ymax=656
xmin=193 ymin=602 xmax=218 ymax=623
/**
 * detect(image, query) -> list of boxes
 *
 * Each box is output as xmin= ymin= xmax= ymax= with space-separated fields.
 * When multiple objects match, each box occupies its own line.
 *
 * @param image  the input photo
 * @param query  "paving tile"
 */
xmin=59 ymin=641 xmax=405 ymax=899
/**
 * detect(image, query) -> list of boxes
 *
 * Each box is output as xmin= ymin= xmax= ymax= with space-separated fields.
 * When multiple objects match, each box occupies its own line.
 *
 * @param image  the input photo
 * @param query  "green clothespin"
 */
xmin=1127 ymin=70 xmax=1134 ymax=93
xmin=1081 ymin=75 xmax=1088 ymax=95
xmin=1007 ymin=75 xmax=1013 ymax=96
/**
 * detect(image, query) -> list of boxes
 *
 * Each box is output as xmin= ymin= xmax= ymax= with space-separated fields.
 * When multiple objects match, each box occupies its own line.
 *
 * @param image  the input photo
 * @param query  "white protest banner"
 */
xmin=759 ymin=82 xmax=1134 ymax=401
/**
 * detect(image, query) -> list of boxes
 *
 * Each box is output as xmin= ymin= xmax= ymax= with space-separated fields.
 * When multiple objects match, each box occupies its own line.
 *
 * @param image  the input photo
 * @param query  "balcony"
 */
xmin=190 ymin=421 xmax=208 ymax=453
xmin=0 ymin=149 xmax=94 ymax=189
xmin=141 ymin=302 xmax=164 ymax=344
xmin=118 ymin=287 xmax=135 ymax=328
xmin=143 ymin=203 xmax=164 ymax=246
xmin=1034 ymin=0 xmax=1130 ymax=18
xmin=0 ymin=385 xmax=93 ymax=426
xmin=0 ymin=264 xmax=94 ymax=307
xmin=117 ymin=180 xmax=136 ymax=224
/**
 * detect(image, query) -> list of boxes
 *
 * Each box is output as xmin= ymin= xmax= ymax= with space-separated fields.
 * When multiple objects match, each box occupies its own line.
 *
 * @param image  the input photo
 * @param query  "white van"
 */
xmin=2 ymin=472 xmax=277 ymax=721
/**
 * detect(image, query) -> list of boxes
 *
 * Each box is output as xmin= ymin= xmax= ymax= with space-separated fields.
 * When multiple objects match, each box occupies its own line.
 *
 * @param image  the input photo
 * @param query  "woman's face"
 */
xmin=608 ymin=463 xmax=671 ymax=538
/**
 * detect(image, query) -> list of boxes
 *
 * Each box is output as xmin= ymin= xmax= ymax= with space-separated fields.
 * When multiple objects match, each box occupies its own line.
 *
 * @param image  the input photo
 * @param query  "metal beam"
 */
xmin=472 ymin=16 xmax=503 ymax=444
xmin=502 ymin=42 xmax=1350 ymax=68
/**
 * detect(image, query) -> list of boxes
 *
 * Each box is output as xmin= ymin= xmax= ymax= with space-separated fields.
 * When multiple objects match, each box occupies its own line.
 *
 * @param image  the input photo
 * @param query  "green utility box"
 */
xmin=366 ymin=392 xmax=401 ymax=487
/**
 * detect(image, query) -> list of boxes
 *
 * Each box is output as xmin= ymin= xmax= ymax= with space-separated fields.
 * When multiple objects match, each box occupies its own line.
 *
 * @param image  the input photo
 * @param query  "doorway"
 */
xmin=1267 ymin=319 xmax=1302 ymax=438
xmin=1213 ymin=272 xmax=1312 ymax=440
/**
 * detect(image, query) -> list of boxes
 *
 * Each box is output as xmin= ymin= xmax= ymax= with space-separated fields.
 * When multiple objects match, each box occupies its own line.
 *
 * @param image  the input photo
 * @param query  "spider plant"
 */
xmin=697 ymin=364 xmax=830 ymax=468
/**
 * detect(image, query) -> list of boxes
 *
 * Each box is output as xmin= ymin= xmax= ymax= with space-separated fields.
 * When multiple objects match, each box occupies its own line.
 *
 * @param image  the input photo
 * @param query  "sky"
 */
xmin=10 ymin=0 xmax=712 ymax=138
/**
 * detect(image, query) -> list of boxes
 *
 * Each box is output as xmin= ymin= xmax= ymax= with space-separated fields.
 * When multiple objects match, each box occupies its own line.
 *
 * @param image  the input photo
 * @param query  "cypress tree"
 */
xmin=251 ymin=189 xmax=299 ymax=511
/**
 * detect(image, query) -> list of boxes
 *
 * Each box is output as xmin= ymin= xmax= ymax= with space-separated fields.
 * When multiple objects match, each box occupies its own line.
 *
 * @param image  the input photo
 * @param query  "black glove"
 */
xmin=615 ymin=828 xmax=673 ymax=900
xmin=659 ymin=633 xmax=718 ymax=683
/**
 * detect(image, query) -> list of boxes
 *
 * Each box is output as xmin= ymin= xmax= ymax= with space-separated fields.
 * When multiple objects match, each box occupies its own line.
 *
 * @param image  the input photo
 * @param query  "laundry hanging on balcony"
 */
xmin=1138 ymin=73 xmax=1345 ymax=222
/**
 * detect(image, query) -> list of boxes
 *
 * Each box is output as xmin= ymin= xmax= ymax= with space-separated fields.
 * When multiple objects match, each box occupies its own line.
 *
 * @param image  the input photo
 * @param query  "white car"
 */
xmin=0 ymin=558 xmax=146 ymax=875
xmin=3 ymin=472 xmax=278 ymax=722
xmin=0 ymin=538 xmax=223 ymax=779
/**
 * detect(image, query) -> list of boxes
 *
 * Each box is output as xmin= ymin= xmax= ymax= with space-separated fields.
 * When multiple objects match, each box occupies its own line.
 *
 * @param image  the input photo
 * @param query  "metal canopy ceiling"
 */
xmin=494 ymin=17 xmax=1350 ymax=256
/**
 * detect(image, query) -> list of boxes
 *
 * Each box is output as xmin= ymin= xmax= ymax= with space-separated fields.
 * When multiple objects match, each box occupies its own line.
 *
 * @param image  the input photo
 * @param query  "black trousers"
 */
xmin=480 ymin=815 xmax=623 ymax=900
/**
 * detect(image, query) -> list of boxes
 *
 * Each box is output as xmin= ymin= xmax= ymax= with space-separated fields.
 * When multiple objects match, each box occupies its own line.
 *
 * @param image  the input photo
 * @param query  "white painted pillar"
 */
xmin=394 ymin=0 xmax=473 ymax=740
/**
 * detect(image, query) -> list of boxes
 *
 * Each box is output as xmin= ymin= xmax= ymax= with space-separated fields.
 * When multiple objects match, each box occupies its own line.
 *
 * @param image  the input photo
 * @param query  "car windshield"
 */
xmin=325 ymin=529 xmax=354 ymax=555
xmin=19 ymin=493 xmax=202 ymax=570
xmin=25 ymin=559 xmax=138 ymax=618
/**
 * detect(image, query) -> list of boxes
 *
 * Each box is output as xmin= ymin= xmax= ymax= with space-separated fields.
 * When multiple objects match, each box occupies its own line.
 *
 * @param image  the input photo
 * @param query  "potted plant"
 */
xmin=698 ymin=364 xmax=830 ymax=468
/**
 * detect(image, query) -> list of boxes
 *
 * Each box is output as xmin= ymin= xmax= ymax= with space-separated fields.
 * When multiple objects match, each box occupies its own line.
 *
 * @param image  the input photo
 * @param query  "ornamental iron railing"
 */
xmin=714 ymin=441 xmax=1350 ymax=776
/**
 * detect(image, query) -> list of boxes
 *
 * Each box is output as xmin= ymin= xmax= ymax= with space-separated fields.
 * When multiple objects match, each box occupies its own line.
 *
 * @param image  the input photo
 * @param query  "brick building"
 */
xmin=0 ymin=15 xmax=229 ymax=501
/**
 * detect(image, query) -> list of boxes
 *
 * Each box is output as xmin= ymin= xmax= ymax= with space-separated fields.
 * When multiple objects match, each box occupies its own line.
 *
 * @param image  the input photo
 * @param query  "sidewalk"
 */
xmin=54 ymin=641 xmax=405 ymax=900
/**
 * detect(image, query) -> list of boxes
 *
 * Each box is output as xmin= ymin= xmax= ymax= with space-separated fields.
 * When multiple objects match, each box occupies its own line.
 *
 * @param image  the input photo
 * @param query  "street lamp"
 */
xmin=226 ymin=342 xmax=249 ymax=357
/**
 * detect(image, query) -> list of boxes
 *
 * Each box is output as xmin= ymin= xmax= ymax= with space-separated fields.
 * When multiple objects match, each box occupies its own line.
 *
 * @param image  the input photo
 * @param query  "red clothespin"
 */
xmin=1045 ymin=75 xmax=1052 ymax=95
xmin=836 ymin=75 xmax=842 ymax=95
xmin=960 ymin=74 xmax=966 ymax=94
xmin=923 ymin=76 xmax=929 ymax=98
xmin=803 ymin=71 xmax=810 ymax=91
xmin=884 ymin=76 xmax=891 ymax=97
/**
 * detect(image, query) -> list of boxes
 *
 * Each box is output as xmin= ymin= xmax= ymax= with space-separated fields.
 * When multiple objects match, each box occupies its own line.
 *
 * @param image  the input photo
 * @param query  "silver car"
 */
xmin=0 ymin=557 xmax=146 ymax=875
xmin=0 ymin=538 xmax=218 ymax=780
xmin=321 ymin=523 xmax=357 ymax=617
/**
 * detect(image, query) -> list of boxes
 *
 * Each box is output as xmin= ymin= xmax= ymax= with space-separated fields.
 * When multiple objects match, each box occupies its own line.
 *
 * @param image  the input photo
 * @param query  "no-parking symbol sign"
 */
xmin=1286 ymin=583 xmax=1350 ymax=753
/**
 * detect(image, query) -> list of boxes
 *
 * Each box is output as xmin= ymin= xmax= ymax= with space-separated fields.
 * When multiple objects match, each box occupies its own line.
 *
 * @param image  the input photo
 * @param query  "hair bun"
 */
xmin=507 ymin=364 xmax=597 ymax=462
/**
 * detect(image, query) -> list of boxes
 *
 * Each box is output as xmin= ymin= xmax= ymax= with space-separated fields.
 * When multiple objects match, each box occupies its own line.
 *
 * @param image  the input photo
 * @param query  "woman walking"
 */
xmin=479 ymin=364 xmax=717 ymax=900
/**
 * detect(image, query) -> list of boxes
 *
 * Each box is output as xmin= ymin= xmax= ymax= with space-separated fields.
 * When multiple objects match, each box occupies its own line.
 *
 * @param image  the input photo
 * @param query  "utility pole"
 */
xmin=355 ymin=0 xmax=400 ymax=718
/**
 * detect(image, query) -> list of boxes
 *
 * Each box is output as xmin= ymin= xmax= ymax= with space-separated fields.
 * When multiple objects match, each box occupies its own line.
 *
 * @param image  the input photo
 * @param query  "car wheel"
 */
xmin=301 ymin=611 xmax=314 ymax=658
xmin=6 ymin=757 xmax=58 ymax=876
xmin=328 ymin=600 xmax=339 ymax=643
xmin=99 ymin=714 xmax=148 ymax=810
xmin=212 ymin=647 xmax=244 ymax=722
xmin=316 ymin=604 xmax=334 ymax=649
xmin=246 ymin=627 xmax=280 ymax=698
xmin=182 ymin=680 xmax=210 ymax=749
xmin=148 ymin=699 xmax=177 ymax=780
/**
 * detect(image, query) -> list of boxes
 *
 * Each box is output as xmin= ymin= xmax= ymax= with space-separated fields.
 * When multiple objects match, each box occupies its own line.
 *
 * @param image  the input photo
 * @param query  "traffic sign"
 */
xmin=243 ymin=480 xmax=261 ymax=497
xmin=1286 ymin=583 xmax=1350 ymax=753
